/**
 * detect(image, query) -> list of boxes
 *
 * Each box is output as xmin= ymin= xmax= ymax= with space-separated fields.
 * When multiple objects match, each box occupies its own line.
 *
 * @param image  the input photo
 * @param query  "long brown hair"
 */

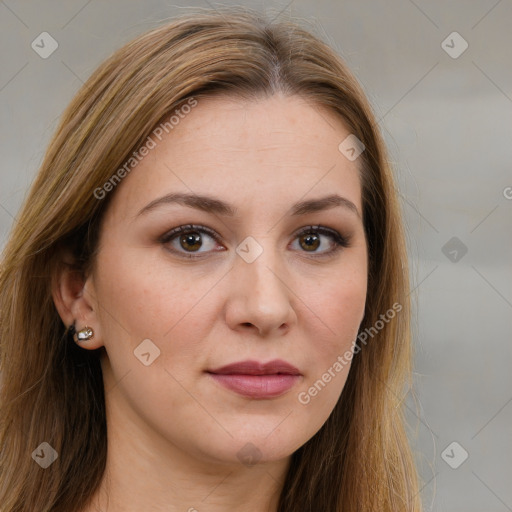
xmin=0 ymin=7 xmax=421 ymax=511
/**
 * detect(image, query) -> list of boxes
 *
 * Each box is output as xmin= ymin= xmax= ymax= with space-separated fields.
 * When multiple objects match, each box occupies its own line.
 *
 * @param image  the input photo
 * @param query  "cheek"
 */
xmin=94 ymin=261 xmax=164 ymax=340
xmin=92 ymin=249 xmax=219 ymax=423
xmin=295 ymin=267 xmax=366 ymax=406
xmin=95 ymin=247 xmax=193 ymax=330
xmin=304 ymin=267 xmax=367 ymax=344
xmin=92 ymin=247 xmax=223 ymax=373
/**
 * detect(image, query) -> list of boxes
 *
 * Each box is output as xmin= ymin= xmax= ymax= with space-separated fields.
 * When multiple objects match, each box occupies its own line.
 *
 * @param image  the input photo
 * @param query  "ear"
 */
xmin=51 ymin=249 xmax=104 ymax=350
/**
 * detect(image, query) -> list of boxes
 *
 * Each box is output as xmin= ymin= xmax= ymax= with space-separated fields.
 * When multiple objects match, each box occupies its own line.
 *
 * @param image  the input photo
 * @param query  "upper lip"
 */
xmin=208 ymin=359 xmax=301 ymax=376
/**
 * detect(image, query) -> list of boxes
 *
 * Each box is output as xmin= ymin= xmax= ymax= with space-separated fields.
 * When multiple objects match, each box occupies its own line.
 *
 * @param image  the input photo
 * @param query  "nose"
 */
xmin=224 ymin=245 xmax=297 ymax=337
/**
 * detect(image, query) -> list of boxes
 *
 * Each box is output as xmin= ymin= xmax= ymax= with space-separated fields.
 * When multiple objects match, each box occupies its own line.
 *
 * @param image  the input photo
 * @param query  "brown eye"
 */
xmin=299 ymin=232 xmax=320 ymax=251
xmin=179 ymin=232 xmax=202 ymax=252
xmin=160 ymin=224 xmax=222 ymax=258
xmin=291 ymin=225 xmax=351 ymax=257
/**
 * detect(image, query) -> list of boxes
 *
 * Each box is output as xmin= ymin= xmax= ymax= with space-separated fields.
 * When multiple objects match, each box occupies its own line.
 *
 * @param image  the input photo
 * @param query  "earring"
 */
xmin=70 ymin=325 xmax=95 ymax=343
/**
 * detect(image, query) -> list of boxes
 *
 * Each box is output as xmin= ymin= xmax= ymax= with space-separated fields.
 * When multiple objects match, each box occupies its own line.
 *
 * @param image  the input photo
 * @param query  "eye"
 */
xmin=290 ymin=225 xmax=351 ymax=257
xmin=160 ymin=224 xmax=223 ymax=258
xmin=160 ymin=224 xmax=351 ymax=260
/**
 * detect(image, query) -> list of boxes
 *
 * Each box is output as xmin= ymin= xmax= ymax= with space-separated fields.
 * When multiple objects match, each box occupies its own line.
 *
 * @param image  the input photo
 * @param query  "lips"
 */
xmin=209 ymin=359 xmax=301 ymax=376
xmin=207 ymin=359 xmax=302 ymax=399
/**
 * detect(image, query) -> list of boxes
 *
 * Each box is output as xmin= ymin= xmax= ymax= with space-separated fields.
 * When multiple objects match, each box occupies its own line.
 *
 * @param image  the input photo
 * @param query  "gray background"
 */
xmin=1 ymin=1 xmax=511 ymax=510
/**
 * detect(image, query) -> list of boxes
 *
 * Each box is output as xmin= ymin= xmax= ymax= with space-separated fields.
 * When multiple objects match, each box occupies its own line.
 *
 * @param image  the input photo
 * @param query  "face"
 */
xmin=83 ymin=93 xmax=368 ymax=466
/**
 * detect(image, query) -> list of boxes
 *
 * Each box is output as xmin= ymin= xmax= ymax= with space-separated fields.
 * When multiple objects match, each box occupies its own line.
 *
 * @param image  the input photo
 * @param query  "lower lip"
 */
xmin=208 ymin=373 xmax=300 ymax=399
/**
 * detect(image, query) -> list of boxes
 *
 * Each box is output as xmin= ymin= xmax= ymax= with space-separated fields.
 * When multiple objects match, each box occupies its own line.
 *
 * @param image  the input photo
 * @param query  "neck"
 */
xmin=91 ymin=448 xmax=287 ymax=511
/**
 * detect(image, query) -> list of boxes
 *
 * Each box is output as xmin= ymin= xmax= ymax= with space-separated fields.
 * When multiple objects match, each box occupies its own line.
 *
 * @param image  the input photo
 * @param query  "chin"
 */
xmin=187 ymin=421 xmax=311 ymax=468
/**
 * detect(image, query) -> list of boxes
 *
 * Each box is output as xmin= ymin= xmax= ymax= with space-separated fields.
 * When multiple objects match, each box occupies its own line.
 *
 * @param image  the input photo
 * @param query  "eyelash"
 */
xmin=159 ymin=224 xmax=351 ymax=260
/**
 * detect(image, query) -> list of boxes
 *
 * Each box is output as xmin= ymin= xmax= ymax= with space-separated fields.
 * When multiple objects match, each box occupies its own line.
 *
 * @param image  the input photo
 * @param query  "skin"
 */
xmin=53 ymin=93 xmax=368 ymax=512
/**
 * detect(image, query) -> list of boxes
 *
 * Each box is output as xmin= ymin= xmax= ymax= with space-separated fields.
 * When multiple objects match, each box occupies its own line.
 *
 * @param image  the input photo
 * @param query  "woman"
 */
xmin=0 ymin=7 xmax=422 ymax=511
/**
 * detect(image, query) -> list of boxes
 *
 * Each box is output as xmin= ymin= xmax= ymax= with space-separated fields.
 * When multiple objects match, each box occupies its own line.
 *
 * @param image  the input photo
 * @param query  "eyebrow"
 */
xmin=136 ymin=192 xmax=362 ymax=220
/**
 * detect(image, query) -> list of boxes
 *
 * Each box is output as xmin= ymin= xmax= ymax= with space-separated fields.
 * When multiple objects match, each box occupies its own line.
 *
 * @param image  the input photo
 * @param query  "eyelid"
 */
xmin=293 ymin=225 xmax=350 ymax=245
xmin=160 ymin=224 xmax=222 ymax=244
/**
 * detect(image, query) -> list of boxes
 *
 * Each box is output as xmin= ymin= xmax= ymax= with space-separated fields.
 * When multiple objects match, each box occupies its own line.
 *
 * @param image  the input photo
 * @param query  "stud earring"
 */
xmin=69 ymin=324 xmax=95 ymax=343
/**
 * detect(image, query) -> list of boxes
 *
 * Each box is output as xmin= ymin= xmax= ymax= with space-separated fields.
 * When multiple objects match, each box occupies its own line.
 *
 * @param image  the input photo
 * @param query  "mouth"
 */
xmin=206 ymin=359 xmax=302 ymax=399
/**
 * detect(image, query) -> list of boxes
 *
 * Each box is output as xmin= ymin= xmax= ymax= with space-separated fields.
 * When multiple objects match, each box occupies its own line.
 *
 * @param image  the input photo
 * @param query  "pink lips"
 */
xmin=207 ymin=359 xmax=302 ymax=399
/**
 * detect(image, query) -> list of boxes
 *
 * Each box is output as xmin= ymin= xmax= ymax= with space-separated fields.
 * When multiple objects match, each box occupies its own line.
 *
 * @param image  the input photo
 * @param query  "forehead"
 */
xmin=105 ymin=93 xmax=363 ymax=221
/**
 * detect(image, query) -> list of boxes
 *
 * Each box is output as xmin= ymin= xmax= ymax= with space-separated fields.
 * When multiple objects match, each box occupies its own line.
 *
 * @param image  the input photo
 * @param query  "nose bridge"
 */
xmin=248 ymin=252 xmax=280 ymax=293
xmin=228 ymin=234 xmax=294 ymax=333
xmin=237 ymin=236 xmax=284 ymax=297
